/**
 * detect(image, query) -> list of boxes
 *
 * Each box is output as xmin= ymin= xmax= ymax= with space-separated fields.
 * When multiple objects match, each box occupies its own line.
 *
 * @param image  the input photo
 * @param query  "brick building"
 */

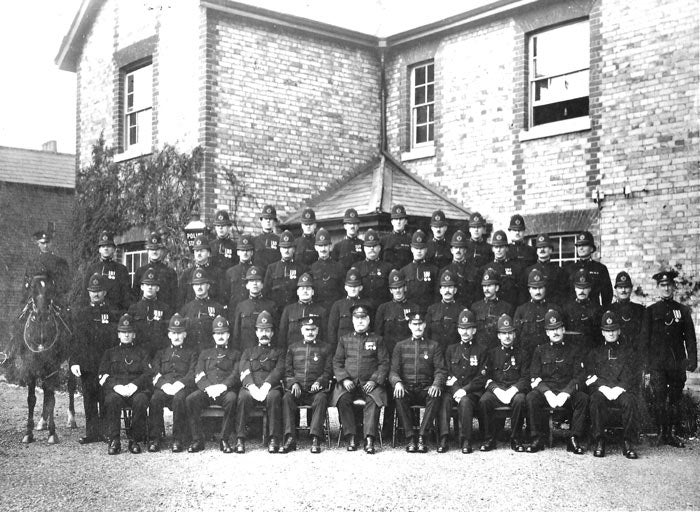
xmin=56 ymin=0 xmax=698 ymax=301
xmin=0 ymin=144 xmax=75 ymax=323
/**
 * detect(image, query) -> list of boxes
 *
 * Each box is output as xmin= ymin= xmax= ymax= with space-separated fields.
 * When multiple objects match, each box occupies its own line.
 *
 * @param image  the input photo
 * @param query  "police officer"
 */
xmin=331 ymin=208 xmax=364 ymax=272
xmin=437 ymin=308 xmax=486 ymax=454
xmin=253 ymin=204 xmax=281 ymax=270
xmin=609 ymin=271 xmax=645 ymax=344
xmin=328 ymin=268 xmax=365 ymax=354
xmin=226 ymin=233 xmax=255 ymax=314
xmin=524 ymin=234 xmax=568 ymax=307
xmin=295 ymin=207 xmax=319 ymax=266
xmin=441 ymin=229 xmax=480 ymax=307
xmin=128 ymin=267 xmax=173 ymax=358
xmin=381 ymin=204 xmax=413 ymax=271
xmin=148 ymin=313 xmax=197 ymax=453
xmin=99 ymin=314 xmax=152 ymax=455
xmin=479 ymin=314 xmax=529 ymax=452
xmin=84 ymin=230 xmax=130 ymax=312
xmin=426 ymin=210 xmax=452 ymax=270
xmin=586 ymin=311 xmax=639 ymax=459
xmin=133 ymin=231 xmax=178 ymax=310
xmin=178 ymin=234 xmax=226 ymax=308
xmin=472 ymin=268 xmax=514 ymax=349
xmin=70 ymin=273 xmax=119 ymax=444
xmin=526 ymin=309 xmax=588 ymax=454
xmin=514 ymin=268 xmax=562 ymax=358
xmin=310 ymin=228 xmax=345 ymax=312
xmin=562 ymin=269 xmax=602 ymax=357
xmin=565 ymin=231 xmax=613 ymax=307
xmin=278 ymin=272 xmax=327 ymax=352
xmin=186 ymin=315 xmax=241 ymax=453
xmin=479 ymin=230 xmax=525 ymax=307
xmin=391 ymin=309 xmax=447 ymax=453
xmin=507 ymin=214 xmax=536 ymax=268
xmin=231 ymin=265 xmax=278 ymax=352
xmin=643 ymin=269 xmax=697 ymax=448
xmin=332 ymin=304 xmax=390 ymax=454
xmin=236 ymin=311 xmax=285 ymax=453
xmin=178 ymin=267 xmax=226 ymax=354
xmin=399 ymin=230 xmax=439 ymax=310
xmin=425 ymin=270 xmax=464 ymax=349
xmin=464 ymin=212 xmax=491 ymax=269
xmin=211 ymin=210 xmax=238 ymax=272
xmin=281 ymin=314 xmax=333 ymax=454
xmin=352 ymin=228 xmax=392 ymax=311
xmin=264 ymin=230 xmax=307 ymax=312
xmin=24 ymin=229 xmax=70 ymax=308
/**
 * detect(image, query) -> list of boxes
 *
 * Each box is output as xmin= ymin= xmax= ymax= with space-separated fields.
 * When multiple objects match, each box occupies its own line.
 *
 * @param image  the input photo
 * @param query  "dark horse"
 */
xmin=9 ymin=274 xmax=73 ymax=444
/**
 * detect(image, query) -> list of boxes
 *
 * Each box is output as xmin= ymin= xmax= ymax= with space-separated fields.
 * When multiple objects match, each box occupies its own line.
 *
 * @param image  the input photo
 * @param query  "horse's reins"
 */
xmin=23 ymin=300 xmax=65 ymax=353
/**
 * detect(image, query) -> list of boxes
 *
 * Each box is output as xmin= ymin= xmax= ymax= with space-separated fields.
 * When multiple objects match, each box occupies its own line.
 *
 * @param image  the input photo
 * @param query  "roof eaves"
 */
xmin=55 ymin=0 xmax=105 ymax=72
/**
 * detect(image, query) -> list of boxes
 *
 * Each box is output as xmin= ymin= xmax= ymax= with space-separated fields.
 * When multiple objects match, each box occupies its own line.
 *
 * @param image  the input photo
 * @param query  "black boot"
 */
xmin=417 ymin=435 xmax=428 ymax=453
xmin=566 ymin=435 xmax=585 ymax=455
xmin=364 ymin=436 xmax=375 ymax=454
xmin=437 ymin=436 xmax=449 ymax=453
xmin=593 ymin=438 xmax=605 ymax=458
xmin=622 ymin=440 xmax=638 ymax=459
xmin=310 ymin=436 xmax=321 ymax=454
xmin=281 ymin=435 xmax=297 ymax=454
xmin=406 ymin=436 xmax=418 ymax=453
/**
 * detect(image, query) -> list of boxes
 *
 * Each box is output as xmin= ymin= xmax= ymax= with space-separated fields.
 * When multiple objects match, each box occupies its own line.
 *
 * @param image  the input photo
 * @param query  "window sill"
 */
xmin=114 ymin=148 xmax=152 ymax=163
xmin=519 ymin=116 xmax=590 ymax=142
xmin=400 ymin=145 xmax=436 ymax=162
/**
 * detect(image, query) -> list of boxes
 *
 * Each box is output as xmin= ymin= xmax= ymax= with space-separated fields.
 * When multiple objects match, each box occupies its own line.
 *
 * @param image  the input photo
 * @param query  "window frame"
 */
xmin=120 ymin=61 xmax=153 ymax=159
xmin=527 ymin=232 xmax=580 ymax=267
xmin=121 ymin=246 xmax=148 ymax=287
xmin=409 ymin=60 xmax=435 ymax=150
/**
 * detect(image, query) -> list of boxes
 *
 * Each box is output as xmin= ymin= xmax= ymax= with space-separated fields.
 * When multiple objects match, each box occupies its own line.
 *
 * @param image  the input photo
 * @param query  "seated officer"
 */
xmin=185 ymin=315 xmax=241 ymax=453
xmin=128 ymin=267 xmax=172 ymax=358
xmin=437 ymin=308 xmax=486 ymax=454
xmin=332 ymin=303 xmax=389 ymax=454
xmin=178 ymin=267 xmax=226 ymax=354
xmin=236 ymin=311 xmax=285 ymax=454
xmin=425 ymin=270 xmax=463 ymax=350
xmin=281 ymin=314 xmax=333 ymax=454
xmin=526 ymin=309 xmax=588 ymax=454
xmin=390 ymin=309 xmax=446 ymax=453
xmin=231 ymin=265 xmax=277 ymax=352
xmin=148 ymin=313 xmax=197 ymax=453
xmin=479 ymin=314 xmax=529 ymax=452
xmin=472 ymin=268 xmax=514 ymax=349
xmin=99 ymin=314 xmax=152 ymax=455
xmin=586 ymin=311 xmax=639 ymax=459
xmin=278 ymin=272 xmax=327 ymax=352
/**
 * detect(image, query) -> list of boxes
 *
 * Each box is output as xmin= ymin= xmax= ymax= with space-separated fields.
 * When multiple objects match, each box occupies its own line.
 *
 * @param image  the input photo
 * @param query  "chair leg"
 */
xmin=392 ymin=410 xmax=398 ymax=448
xmin=548 ymin=410 xmax=554 ymax=448
xmin=377 ymin=406 xmax=383 ymax=448
xmin=324 ymin=410 xmax=332 ymax=449
xmin=262 ymin=410 xmax=268 ymax=445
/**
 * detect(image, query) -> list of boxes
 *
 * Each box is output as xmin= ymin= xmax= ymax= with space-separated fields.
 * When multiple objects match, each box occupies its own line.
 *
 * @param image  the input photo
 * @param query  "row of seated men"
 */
xmin=73 ymin=300 xmax=643 ymax=459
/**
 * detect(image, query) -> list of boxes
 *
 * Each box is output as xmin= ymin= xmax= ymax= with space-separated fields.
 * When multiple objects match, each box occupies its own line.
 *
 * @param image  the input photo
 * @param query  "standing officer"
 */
xmin=562 ymin=269 xmax=602 ymax=357
xmin=382 ymin=204 xmax=412 ymax=271
xmin=524 ymin=234 xmax=568 ymax=307
xmin=231 ymin=265 xmax=278 ymax=352
xmin=507 ymin=214 xmax=536 ymax=269
xmin=437 ymin=308 xmax=486 ymax=454
xmin=464 ymin=212 xmax=491 ymax=269
xmin=426 ymin=210 xmax=452 ymax=270
xmin=133 ymin=231 xmax=178 ymax=311
xmin=84 ymin=230 xmax=131 ymax=312
xmin=441 ymin=230 xmax=480 ymax=307
xmin=331 ymin=208 xmax=364 ymax=272
xmin=425 ymin=270 xmax=464 ymax=349
xmin=310 ymin=228 xmax=345 ymax=312
xmin=211 ymin=210 xmax=238 ymax=272
xmin=178 ymin=234 xmax=226 ymax=308
xmin=514 ymin=268 xmax=562 ymax=358
xmin=278 ymin=272 xmax=327 ymax=352
xmin=186 ymin=315 xmax=241 ymax=453
xmin=472 ymin=268 xmax=514 ymax=349
xmin=253 ymin=204 xmax=281 ymax=270
xmin=352 ymin=228 xmax=392 ymax=312
xmin=148 ymin=313 xmax=197 ymax=453
xmin=526 ymin=309 xmax=588 ymax=454
xmin=99 ymin=313 xmax=152 ymax=455
xmin=479 ymin=230 xmax=524 ymax=307
xmin=643 ymin=269 xmax=697 ymax=448
xmin=391 ymin=309 xmax=446 ymax=453
xmin=586 ymin=311 xmax=639 ymax=459
xmin=609 ymin=271 xmax=645 ymax=344
xmin=327 ymin=268 xmax=365 ymax=354
xmin=264 ymin=230 xmax=307 ymax=313
xmin=24 ymin=229 xmax=70 ymax=308
xmin=178 ymin=267 xmax=226 ymax=354
xmin=332 ymin=303 xmax=390 ymax=454
xmin=225 ymin=233 xmax=255 ymax=315
xmin=295 ymin=207 xmax=319 ymax=266
xmin=281 ymin=314 xmax=333 ymax=454
xmin=479 ymin=314 xmax=529 ymax=452
xmin=128 ymin=267 xmax=172 ymax=358
xmin=70 ymin=273 xmax=119 ymax=444
xmin=565 ymin=231 xmax=613 ymax=307
xmin=399 ymin=230 xmax=439 ymax=310
xmin=236 ymin=311 xmax=285 ymax=453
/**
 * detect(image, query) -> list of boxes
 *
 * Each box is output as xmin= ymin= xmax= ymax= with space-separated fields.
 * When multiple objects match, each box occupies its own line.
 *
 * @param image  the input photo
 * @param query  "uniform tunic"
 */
xmin=310 ymin=257 xmax=345 ymax=312
xmin=127 ymin=297 xmax=172 ymax=358
xmin=471 ymin=298 xmax=514 ymax=349
xmin=352 ymin=259 xmax=393 ymax=311
xmin=399 ymin=260 xmax=439 ymax=311
xmin=178 ymin=298 xmax=226 ymax=353
xmin=84 ymin=258 xmax=131 ymax=312
xmin=294 ymin=234 xmax=318 ymax=267
xmin=211 ymin=237 xmax=239 ymax=271
xmin=253 ymin=231 xmax=281 ymax=270
xmin=133 ymin=260 xmax=178 ymax=311
xmin=178 ymin=263 xmax=226 ymax=308
xmin=524 ymin=260 xmax=569 ymax=307
xmin=225 ymin=260 xmax=253 ymax=314
xmin=479 ymin=258 xmax=526 ymax=307
xmin=263 ymin=258 xmax=307 ymax=312
xmin=507 ymin=241 xmax=537 ymax=269
xmin=381 ymin=231 xmax=412 ymax=271
xmin=464 ymin=238 xmax=492 ymax=269
xmin=426 ymin=237 xmax=451 ymax=270
xmin=331 ymin=236 xmax=364 ymax=273
xmin=230 ymin=295 xmax=278 ymax=352
xmin=327 ymin=296 xmax=364 ymax=353
xmin=24 ymin=250 xmax=70 ymax=305
xmin=425 ymin=300 xmax=464 ymax=349
xmin=564 ymin=258 xmax=613 ymax=307
xmin=514 ymin=299 xmax=562 ymax=358
xmin=440 ymin=259 xmax=480 ymax=307
xmin=374 ymin=299 xmax=417 ymax=356
xmin=278 ymin=301 xmax=327 ymax=353
xmin=561 ymin=298 xmax=602 ymax=357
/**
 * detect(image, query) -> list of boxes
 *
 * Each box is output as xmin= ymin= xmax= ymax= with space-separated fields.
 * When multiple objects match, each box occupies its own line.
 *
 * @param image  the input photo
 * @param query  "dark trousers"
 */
xmin=336 ymin=388 xmax=381 ymax=438
xmin=479 ymin=390 xmax=526 ymax=442
xmin=395 ymin=388 xmax=441 ymax=437
xmin=236 ymin=388 xmax=282 ymax=441
xmin=526 ymin=389 xmax=589 ymax=439
xmin=649 ymin=368 xmax=686 ymax=429
xmin=104 ymin=390 xmax=149 ymax=441
xmin=149 ymin=388 xmax=190 ymax=442
xmin=80 ymin=372 xmax=103 ymax=439
xmin=283 ymin=390 xmax=329 ymax=439
xmin=186 ymin=389 xmax=237 ymax=442
xmin=590 ymin=390 xmax=637 ymax=441
xmin=439 ymin=392 xmax=481 ymax=441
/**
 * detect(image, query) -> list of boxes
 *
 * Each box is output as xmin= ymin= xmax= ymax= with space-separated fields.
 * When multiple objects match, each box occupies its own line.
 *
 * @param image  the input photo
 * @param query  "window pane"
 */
xmin=428 ymin=124 xmax=434 ymax=141
xmin=415 ymin=66 xmax=425 ymax=85
xmin=533 ymin=96 xmax=588 ymax=125
xmin=534 ymin=70 xmax=589 ymax=105
xmin=416 ymin=105 xmax=427 ymax=124
xmin=560 ymin=236 xmax=576 ymax=260
xmin=416 ymin=126 xmax=427 ymax=144
xmin=138 ymin=109 xmax=152 ymax=148
xmin=427 ymin=84 xmax=434 ymax=103
xmin=415 ymin=86 xmax=426 ymax=105
xmin=533 ymin=22 xmax=589 ymax=78
xmin=427 ymin=64 xmax=434 ymax=83
xmin=428 ymin=104 xmax=434 ymax=122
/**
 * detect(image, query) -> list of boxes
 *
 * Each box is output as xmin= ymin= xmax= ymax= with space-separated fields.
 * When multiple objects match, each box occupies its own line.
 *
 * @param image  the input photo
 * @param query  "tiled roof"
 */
xmin=0 ymin=146 xmax=75 ymax=189
xmin=283 ymin=151 xmax=470 ymax=224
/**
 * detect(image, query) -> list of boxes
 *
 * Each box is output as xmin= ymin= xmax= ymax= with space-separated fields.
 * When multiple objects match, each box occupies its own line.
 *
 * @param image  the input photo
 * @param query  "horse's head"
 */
xmin=29 ymin=273 xmax=54 ymax=318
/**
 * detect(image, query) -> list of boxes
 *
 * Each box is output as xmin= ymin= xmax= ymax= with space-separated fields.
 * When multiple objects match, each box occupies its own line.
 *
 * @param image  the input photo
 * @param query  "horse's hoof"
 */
xmin=47 ymin=434 xmax=59 ymax=445
xmin=36 ymin=418 xmax=47 ymax=431
xmin=21 ymin=434 xmax=34 ymax=444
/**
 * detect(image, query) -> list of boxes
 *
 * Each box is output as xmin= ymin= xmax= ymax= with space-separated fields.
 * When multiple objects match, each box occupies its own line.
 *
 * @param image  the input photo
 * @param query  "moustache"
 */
xmin=260 ymin=336 xmax=271 ymax=341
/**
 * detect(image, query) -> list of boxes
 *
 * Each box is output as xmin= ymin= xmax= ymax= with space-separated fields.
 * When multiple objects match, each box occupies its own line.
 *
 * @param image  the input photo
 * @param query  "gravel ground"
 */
xmin=1 ymin=381 xmax=699 ymax=512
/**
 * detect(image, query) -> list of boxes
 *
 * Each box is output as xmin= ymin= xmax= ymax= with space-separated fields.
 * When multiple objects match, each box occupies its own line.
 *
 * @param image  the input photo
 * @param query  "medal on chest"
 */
xmin=423 ymin=271 xmax=431 ymax=281
xmin=225 ymin=248 xmax=232 ymax=258
xmin=108 ymin=270 xmax=115 ymax=280
xmin=423 ymin=351 xmax=429 ymax=360
xmin=270 ymin=240 xmax=278 ymax=250
xmin=290 ymin=269 xmax=297 ymax=280
xmin=364 ymin=341 xmax=376 ymax=351
xmin=313 ymin=353 xmax=319 ymax=362
xmin=101 ymin=313 xmax=109 ymax=324
xmin=355 ymin=244 xmax=363 ymax=253
xmin=511 ymin=356 xmax=516 ymax=367
xmin=208 ymin=307 xmax=215 ymax=317
xmin=470 ymin=355 xmax=478 ymax=366
xmin=153 ymin=309 xmax=163 ymax=321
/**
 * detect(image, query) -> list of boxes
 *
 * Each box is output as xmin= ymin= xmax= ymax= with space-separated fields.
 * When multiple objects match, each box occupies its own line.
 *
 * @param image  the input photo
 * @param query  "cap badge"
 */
xmin=534 ymin=275 xmax=540 ymax=281
xmin=174 ymin=319 xmax=180 ymax=326
xmin=124 ymin=320 xmax=129 ymax=326
xmin=606 ymin=317 xmax=612 ymax=324
xmin=503 ymin=319 xmax=510 ymax=326
xmin=549 ymin=317 xmax=556 ymax=324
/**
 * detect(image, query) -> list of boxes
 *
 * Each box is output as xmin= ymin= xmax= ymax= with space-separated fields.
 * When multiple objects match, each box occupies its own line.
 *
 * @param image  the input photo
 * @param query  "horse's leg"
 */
xmin=67 ymin=371 xmax=77 ymax=428
xmin=22 ymin=379 xmax=36 ymax=443
xmin=45 ymin=382 xmax=58 ymax=444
